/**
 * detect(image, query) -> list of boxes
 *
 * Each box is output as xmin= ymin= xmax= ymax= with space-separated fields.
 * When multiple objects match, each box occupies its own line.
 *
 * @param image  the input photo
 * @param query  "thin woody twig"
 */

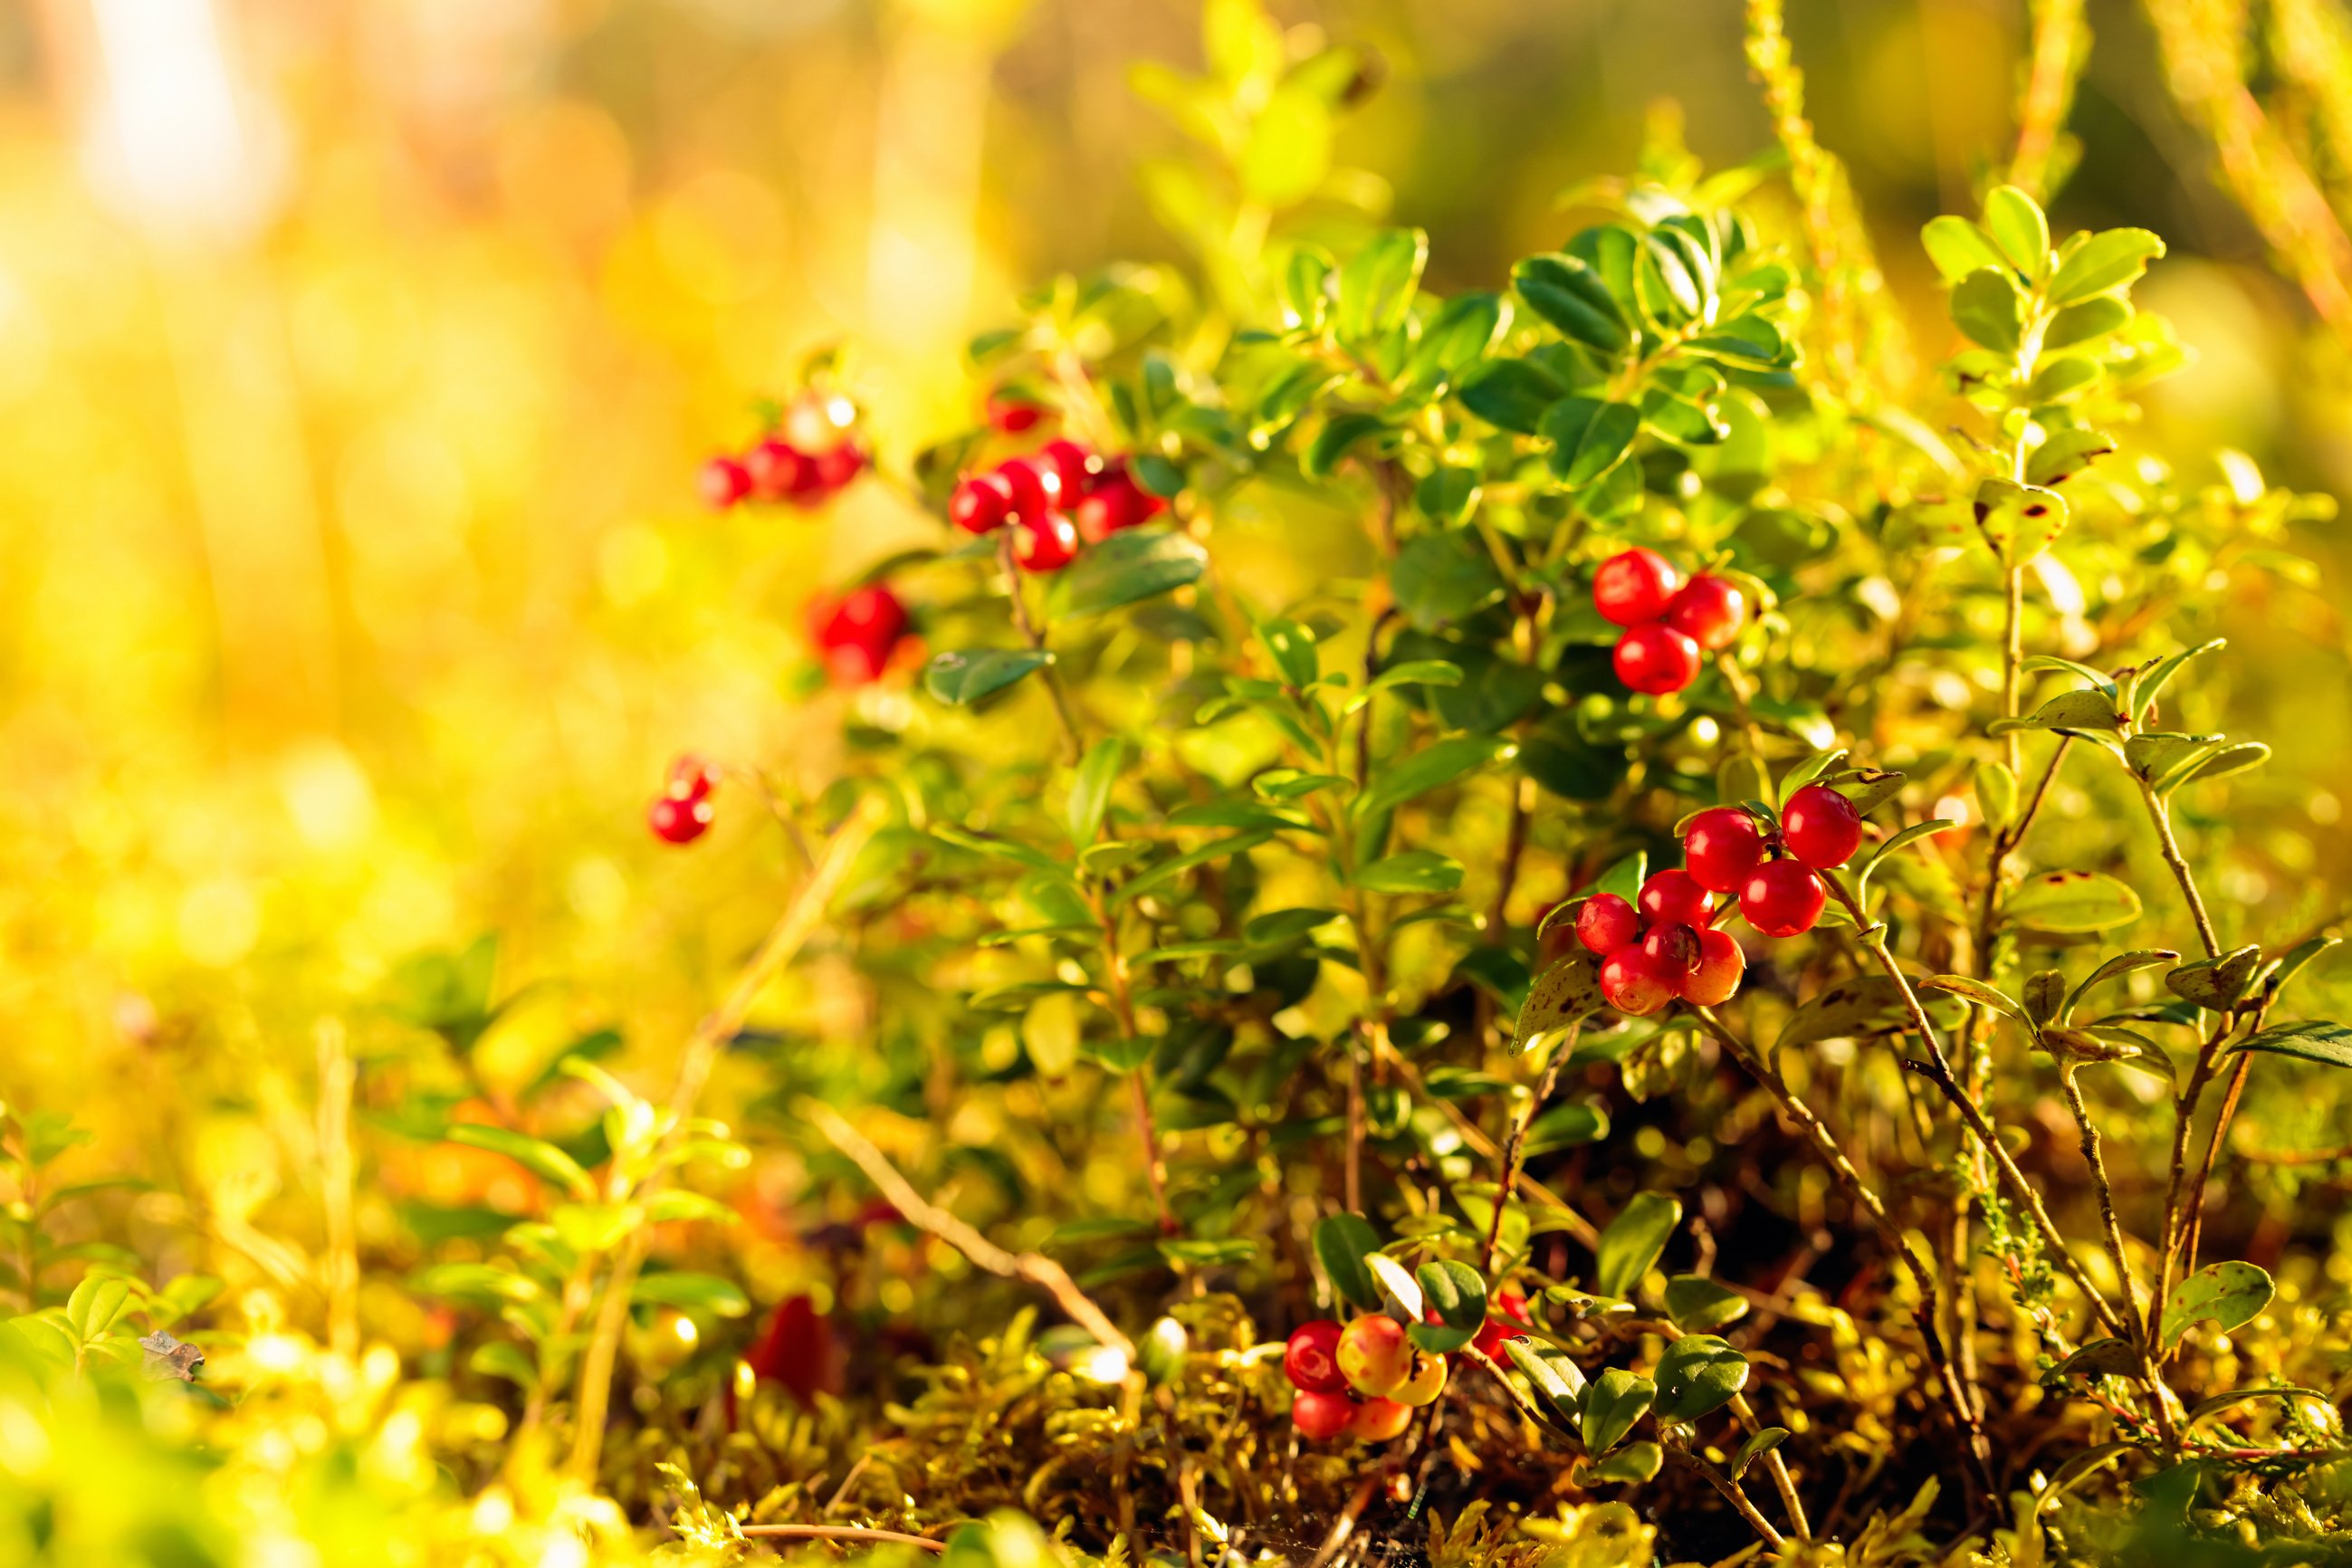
xmin=738 ymin=1525 xmax=947 ymax=1554
xmin=803 ymin=1098 xmax=1135 ymax=1361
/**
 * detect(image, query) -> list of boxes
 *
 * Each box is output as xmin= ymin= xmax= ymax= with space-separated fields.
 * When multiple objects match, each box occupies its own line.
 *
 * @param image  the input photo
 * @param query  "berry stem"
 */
xmin=1483 ymin=1018 xmax=1582 ymax=1272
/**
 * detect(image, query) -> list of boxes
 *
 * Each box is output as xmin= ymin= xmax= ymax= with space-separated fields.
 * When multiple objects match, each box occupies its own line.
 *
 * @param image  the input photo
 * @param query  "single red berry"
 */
xmin=665 ymin=755 xmax=718 ymax=802
xmin=1037 ymin=438 xmax=1099 ymax=501
xmin=1740 ymin=859 xmax=1826 ymax=938
xmin=1284 ymin=1320 xmax=1347 ymax=1395
xmin=1641 ymin=922 xmax=1701 ymax=977
xmin=1683 ymin=807 xmax=1766 ymax=894
xmin=1592 ymin=548 xmax=1681 ymax=626
xmin=813 ymin=442 xmax=866 ymax=492
xmin=951 ymin=473 xmax=1015 ymax=534
xmin=1349 ymin=1395 xmax=1413 ymax=1442
xmin=810 ymin=585 xmax=910 ymax=684
xmin=1470 ymin=1289 xmax=1533 ymax=1360
xmin=1638 ymin=869 xmax=1712 ymax=929
xmin=986 ymin=392 xmax=1046 ymax=434
xmin=1613 ymin=623 xmax=1701 ymax=695
xmin=1336 ymin=1314 xmax=1412 ymax=1398
xmin=1600 ymin=942 xmax=1677 ymax=1016
xmin=1010 ymin=511 xmax=1080 ymax=572
xmin=699 ymin=455 xmax=752 ymax=509
xmin=1680 ymin=927 xmax=1746 ymax=1006
xmin=1663 ymin=573 xmax=1746 ymax=650
xmin=745 ymin=437 xmax=821 ymax=502
xmin=648 ymin=793 xmax=713 ymax=845
xmin=1074 ymin=471 xmax=1157 ymax=543
xmin=995 ymin=455 xmax=1060 ymax=522
xmin=1574 ymin=893 xmax=1640 ymax=956
xmin=1291 ymin=1388 xmax=1356 ymax=1441
xmin=743 ymin=1295 xmax=840 ymax=1404
xmin=1782 ymin=783 xmax=1863 ymax=869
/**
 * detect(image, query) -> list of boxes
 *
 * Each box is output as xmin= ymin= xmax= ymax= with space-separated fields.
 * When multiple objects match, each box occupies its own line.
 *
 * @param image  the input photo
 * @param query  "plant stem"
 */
xmin=2139 ymin=781 xmax=2222 ymax=959
xmin=737 ymin=1526 xmax=945 ymax=1554
xmin=1483 ymin=1019 xmax=1580 ymax=1272
xmin=1729 ymin=1391 xmax=1812 ymax=1541
xmin=1667 ymin=1433 xmax=1784 ymax=1549
xmin=1819 ymin=873 xmax=2131 ymax=1340
xmin=1092 ymin=887 xmax=1177 ymax=1234
xmin=2001 ymin=565 xmax=2025 ymax=778
xmin=2055 ymin=1067 xmax=2177 ymax=1443
xmin=998 ymin=531 xmax=1082 ymax=764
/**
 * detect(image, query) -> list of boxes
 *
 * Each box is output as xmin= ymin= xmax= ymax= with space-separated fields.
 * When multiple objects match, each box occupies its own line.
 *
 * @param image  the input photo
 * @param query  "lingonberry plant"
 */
xmin=621 ymin=111 xmax=2352 ymax=1554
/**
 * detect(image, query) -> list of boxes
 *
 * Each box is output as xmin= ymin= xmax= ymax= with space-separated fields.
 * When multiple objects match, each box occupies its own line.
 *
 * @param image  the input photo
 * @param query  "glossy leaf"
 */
xmin=1651 ymin=1334 xmax=1748 ymax=1422
xmin=1313 ymin=1213 xmax=1381 ymax=1308
xmin=2229 ymin=1019 xmax=2352 ymax=1069
xmin=1047 ymin=528 xmax=1208 ymax=618
xmin=2003 ymin=871 xmax=2142 ymax=933
xmin=1595 ymin=1191 xmax=1680 ymax=1297
xmin=2160 ymin=1260 xmax=2274 ymax=1348
xmin=1580 ymin=1367 xmax=1655 ymax=1455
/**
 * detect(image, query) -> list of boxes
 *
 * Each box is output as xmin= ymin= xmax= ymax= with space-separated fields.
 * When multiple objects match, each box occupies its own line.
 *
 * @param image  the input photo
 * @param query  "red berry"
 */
xmin=1683 ymin=807 xmax=1766 ymax=894
xmin=1336 ymin=1314 xmax=1412 ymax=1398
xmin=1037 ymin=439 xmax=1099 ymax=500
xmin=1600 ymin=942 xmax=1677 ymax=1016
xmin=1680 ymin=927 xmax=1746 ymax=1006
xmin=1663 ymin=573 xmax=1746 ymax=650
xmin=746 ymin=438 xmax=820 ymax=502
xmin=1010 ymin=511 xmax=1081 ymax=572
xmin=1638 ymin=869 xmax=1712 ymax=928
xmin=813 ymin=442 xmax=866 ymax=492
xmin=951 ymin=473 xmax=1015 ymax=534
xmin=648 ymin=793 xmax=712 ymax=845
xmin=1074 ymin=471 xmax=1157 ymax=543
xmin=1349 ymin=1395 xmax=1413 ymax=1442
xmin=986 ymin=392 xmax=1045 ymax=434
xmin=1782 ymin=783 xmax=1863 ymax=869
xmin=1574 ymin=893 xmax=1640 ymax=956
xmin=995 ymin=456 xmax=1060 ymax=522
xmin=1641 ymin=922 xmax=1701 ymax=977
xmin=1592 ymin=548 xmax=1681 ymax=626
xmin=699 ymin=456 xmax=752 ymax=509
xmin=1291 ymin=1388 xmax=1356 ymax=1440
xmin=1740 ymin=859 xmax=1826 ymax=938
xmin=1471 ymin=1289 xmax=1533 ymax=1360
xmin=810 ymin=585 xmax=910 ymax=684
xmin=1613 ymin=623 xmax=1700 ymax=695
xmin=1284 ymin=1320 xmax=1347 ymax=1395
xmin=665 ymin=755 xmax=718 ymax=802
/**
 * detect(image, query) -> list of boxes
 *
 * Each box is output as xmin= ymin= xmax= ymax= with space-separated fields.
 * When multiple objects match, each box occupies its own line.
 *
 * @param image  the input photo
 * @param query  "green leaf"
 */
xmin=1281 ymin=244 xmax=1335 ymax=331
xmin=1357 ymin=851 xmax=1465 ymax=894
xmin=1351 ymin=660 xmax=1465 ymax=711
xmin=1503 ymin=1336 xmax=1585 ymax=1423
xmin=2054 ymin=1337 xmax=2142 ymax=1381
xmin=1163 ymin=800 xmax=1311 ymax=832
xmin=1068 ymin=739 xmax=1125 ymax=846
xmin=469 ymin=1340 xmax=539 ymax=1391
xmin=1921 ymin=974 xmax=2027 ymax=1024
xmin=1651 ymin=1334 xmax=1748 ymax=1423
xmin=1305 ymin=412 xmax=1392 ymax=479
xmin=1364 ymin=1253 xmax=1424 ymax=1319
xmin=1458 ymin=358 xmax=1567 ymax=435
xmin=1981 ymin=185 xmax=2051 ymax=278
xmin=1313 ymin=1213 xmax=1381 ymax=1308
xmin=1775 ymin=748 xmax=1848 ymax=806
xmin=1390 ymin=531 xmax=1505 ymax=629
xmin=1731 ymin=1428 xmax=1790 ymax=1480
xmin=64 ymin=1275 xmax=130 ymax=1341
xmin=2003 ymin=871 xmax=2142 ymax=933
xmin=2050 ymin=228 xmax=2165 ymax=305
xmin=1661 ymin=1275 xmax=1748 ymax=1333
xmin=2061 ymin=951 xmax=2181 ymax=1023
xmin=2026 ymin=429 xmax=2117 ymax=487
xmin=1048 ymin=527 xmax=1208 ymax=618
xmin=1508 ymin=951 xmax=1604 ymax=1057
xmin=631 ymin=1271 xmax=751 ymax=1317
xmin=1414 ymin=464 xmax=1483 ymax=526
xmin=1775 ymin=976 xmax=1913 ymax=1050
xmin=2128 ymin=637 xmax=2225 ymax=713
xmin=1118 ymin=830 xmax=1275 ymax=902
xmin=2264 ymin=935 xmax=2341 ymax=1003
xmin=1411 ymin=1260 xmax=1488 ymax=1353
xmin=1595 ymin=1191 xmax=1681 ymax=1298
xmin=2023 ymin=970 xmax=2068 ymax=1027
xmin=1257 ymin=617 xmax=1320 ymax=688
xmin=2229 ymin=1019 xmax=2352 ymax=1069
xmin=1835 ymin=769 xmax=1907 ymax=819
xmin=447 ymin=1124 xmax=595 ymax=1200
xmin=1409 ymin=292 xmax=1510 ymax=387
xmin=2160 ymin=1260 xmax=2273 ymax=1348
xmin=1973 ymin=476 xmax=2070 ymax=566
xmin=1988 ymin=686 xmax=2123 ymax=738
xmin=1974 ymin=760 xmax=2019 ymax=832
xmin=1580 ymin=1368 xmax=1656 ymax=1455
xmin=1541 ymin=397 xmax=1642 ymax=488
xmin=1577 ymin=1439 xmax=1663 ymax=1485
xmin=1335 ymin=227 xmax=1429 ymax=342
xmin=1951 ymin=267 xmax=2023 ymax=351
xmin=2166 ymin=946 xmax=2264 ymax=1010
xmin=925 ymin=648 xmax=1055 ymax=707
xmin=1921 ymin=215 xmax=2006 ymax=282
xmin=2166 ymin=741 xmax=2268 ymax=794
xmin=1356 ymin=735 xmax=1515 ymax=820
xmin=1513 ymin=253 xmax=1630 ymax=353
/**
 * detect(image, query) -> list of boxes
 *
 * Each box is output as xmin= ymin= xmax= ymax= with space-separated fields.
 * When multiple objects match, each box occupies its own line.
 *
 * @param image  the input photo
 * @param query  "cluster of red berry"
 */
xmin=1592 ymin=548 xmax=1747 ymax=695
xmin=950 ymin=439 xmax=1164 ymax=573
xmin=698 ymin=397 xmax=869 ymax=512
xmin=1279 ymin=1290 xmax=1532 ymax=1441
xmin=808 ymin=584 xmax=911 ymax=685
xmin=1566 ymin=783 xmax=1863 ymax=1015
xmin=647 ymin=755 xmax=719 ymax=846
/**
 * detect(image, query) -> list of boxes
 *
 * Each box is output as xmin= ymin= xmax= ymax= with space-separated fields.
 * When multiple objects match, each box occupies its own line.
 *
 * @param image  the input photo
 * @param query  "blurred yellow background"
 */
xmin=2 ymin=0 xmax=2346 ymax=1116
